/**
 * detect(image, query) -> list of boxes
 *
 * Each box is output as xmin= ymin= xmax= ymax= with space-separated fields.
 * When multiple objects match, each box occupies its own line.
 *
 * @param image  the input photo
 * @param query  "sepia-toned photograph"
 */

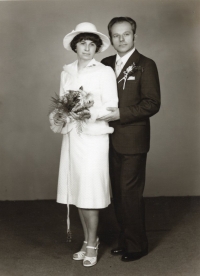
xmin=0 ymin=0 xmax=199 ymax=275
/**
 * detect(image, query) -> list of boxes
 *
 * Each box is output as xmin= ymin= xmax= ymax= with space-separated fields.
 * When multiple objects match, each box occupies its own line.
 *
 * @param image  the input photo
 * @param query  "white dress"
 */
xmin=55 ymin=59 xmax=118 ymax=209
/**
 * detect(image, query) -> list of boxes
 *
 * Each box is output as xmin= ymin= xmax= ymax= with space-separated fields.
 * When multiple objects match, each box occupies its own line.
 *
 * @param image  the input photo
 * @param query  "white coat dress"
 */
xmin=54 ymin=59 xmax=118 ymax=209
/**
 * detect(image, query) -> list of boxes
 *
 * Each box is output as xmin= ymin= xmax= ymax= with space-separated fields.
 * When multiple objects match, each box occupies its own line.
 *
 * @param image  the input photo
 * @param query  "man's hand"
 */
xmin=98 ymin=107 xmax=120 ymax=122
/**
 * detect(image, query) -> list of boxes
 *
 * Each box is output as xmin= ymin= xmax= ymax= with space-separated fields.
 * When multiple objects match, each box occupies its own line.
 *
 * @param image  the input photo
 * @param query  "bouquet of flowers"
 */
xmin=49 ymin=86 xmax=94 ymax=134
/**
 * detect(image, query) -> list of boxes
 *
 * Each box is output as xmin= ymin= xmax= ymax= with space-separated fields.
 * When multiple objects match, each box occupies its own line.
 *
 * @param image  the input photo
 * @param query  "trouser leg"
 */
xmin=109 ymin=145 xmax=126 ymax=248
xmin=110 ymin=145 xmax=148 ymax=252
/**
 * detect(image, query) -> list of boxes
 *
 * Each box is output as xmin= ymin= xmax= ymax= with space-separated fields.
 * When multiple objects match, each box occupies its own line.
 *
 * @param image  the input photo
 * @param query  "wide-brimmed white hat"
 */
xmin=63 ymin=22 xmax=110 ymax=52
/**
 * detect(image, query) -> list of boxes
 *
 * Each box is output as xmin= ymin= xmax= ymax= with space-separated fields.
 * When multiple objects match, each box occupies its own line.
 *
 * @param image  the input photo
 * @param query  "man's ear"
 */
xmin=133 ymin=34 xmax=137 ymax=41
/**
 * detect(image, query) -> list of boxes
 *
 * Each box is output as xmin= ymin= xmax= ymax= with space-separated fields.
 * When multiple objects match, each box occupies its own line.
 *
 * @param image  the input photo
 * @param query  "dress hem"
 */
xmin=56 ymin=197 xmax=111 ymax=209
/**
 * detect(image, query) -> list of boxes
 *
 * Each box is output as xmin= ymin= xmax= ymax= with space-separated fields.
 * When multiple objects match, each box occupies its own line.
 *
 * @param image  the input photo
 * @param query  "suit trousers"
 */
xmin=110 ymin=144 xmax=148 ymax=252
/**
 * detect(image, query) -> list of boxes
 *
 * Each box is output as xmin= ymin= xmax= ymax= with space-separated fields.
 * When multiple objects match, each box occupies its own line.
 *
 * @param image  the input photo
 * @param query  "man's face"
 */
xmin=111 ymin=21 xmax=135 ymax=57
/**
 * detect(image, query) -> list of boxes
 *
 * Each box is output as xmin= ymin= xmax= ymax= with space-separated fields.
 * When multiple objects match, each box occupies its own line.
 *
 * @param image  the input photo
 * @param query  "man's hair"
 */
xmin=70 ymin=33 xmax=103 ymax=53
xmin=108 ymin=17 xmax=137 ymax=43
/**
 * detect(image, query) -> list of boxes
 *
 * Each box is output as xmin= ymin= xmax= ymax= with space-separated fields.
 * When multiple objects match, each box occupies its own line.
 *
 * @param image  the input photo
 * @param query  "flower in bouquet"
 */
xmin=118 ymin=62 xmax=144 ymax=90
xmin=50 ymin=86 xmax=94 ymax=134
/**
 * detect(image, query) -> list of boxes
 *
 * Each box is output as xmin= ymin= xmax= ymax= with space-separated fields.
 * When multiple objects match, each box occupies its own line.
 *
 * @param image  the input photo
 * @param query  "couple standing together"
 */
xmin=50 ymin=16 xmax=160 ymax=267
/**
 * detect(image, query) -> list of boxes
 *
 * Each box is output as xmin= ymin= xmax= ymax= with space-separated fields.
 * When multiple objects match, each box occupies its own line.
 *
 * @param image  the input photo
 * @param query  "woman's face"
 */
xmin=76 ymin=39 xmax=97 ymax=61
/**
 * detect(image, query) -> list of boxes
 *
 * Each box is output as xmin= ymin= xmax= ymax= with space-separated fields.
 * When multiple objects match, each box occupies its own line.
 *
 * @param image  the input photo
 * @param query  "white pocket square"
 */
xmin=127 ymin=76 xmax=135 ymax=80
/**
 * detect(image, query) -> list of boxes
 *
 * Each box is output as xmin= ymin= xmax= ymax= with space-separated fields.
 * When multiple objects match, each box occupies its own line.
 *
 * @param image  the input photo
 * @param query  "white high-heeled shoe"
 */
xmin=73 ymin=241 xmax=87 ymax=260
xmin=83 ymin=238 xmax=100 ymax=267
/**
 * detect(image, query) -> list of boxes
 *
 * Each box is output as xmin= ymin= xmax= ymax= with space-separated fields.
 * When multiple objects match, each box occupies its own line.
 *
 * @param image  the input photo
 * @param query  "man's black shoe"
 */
xmin=111 ymin=247 xmax=125 ymax=256
xmin=121 ymin=250 xmax=148 ymax=262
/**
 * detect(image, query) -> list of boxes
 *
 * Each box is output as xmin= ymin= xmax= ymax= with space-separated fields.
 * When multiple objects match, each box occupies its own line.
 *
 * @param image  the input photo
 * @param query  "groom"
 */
xmin=100 ymin=17 xmax=161 ymax=262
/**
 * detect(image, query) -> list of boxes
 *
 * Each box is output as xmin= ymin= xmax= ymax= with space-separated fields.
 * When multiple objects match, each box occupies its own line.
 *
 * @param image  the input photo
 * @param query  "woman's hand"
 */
xmin=53 ymin=113 xmax=66 ymax=125
xmin=71 ymin=110 xmax=91 ymax=120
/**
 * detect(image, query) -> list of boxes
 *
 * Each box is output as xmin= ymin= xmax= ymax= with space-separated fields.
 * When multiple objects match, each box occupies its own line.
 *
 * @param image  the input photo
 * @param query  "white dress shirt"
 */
xmin=115 ymin=47 xmax=135 ymax=77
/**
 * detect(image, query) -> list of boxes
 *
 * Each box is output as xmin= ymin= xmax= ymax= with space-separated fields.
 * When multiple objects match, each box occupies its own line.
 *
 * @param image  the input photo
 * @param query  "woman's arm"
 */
xmin=97 ymin=66 xmax=118 ymax=118
xmin=59 ymin=71 xmax=66 ymax=97
xmin=49 ymin=71 xmax=68 ymax=133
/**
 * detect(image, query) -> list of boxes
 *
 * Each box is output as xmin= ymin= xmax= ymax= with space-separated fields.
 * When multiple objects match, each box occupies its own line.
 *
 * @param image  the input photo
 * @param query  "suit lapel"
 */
xmin=117 ymin=49 xmax=141 ymax=91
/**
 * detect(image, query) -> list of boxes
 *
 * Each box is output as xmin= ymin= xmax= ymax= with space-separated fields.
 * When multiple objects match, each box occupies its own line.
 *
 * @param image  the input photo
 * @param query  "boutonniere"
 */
xmin=118 ymin=62 xmax=144 ymax=90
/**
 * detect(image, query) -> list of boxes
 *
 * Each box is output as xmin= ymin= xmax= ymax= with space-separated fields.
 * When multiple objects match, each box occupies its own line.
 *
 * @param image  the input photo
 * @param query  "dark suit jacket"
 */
xmin=101 ymin=50 xmax=161 ymax=154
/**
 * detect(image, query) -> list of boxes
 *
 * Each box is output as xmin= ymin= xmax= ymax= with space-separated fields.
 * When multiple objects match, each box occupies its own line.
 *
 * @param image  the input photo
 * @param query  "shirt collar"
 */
xmin=63 ymin=58 xmax=99 ymax=75
xmin=86 ymin=58 xmax=98 ymax=67
xmin=116 ymin=47 xmax=135 ymax=65
xmin=74 ymin=58 xmax=98 ymax=69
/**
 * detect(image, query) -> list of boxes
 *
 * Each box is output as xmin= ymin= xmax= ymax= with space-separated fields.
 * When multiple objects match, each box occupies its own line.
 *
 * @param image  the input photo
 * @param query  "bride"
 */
xmin=49 ymin=22 xmax=118 ymax=267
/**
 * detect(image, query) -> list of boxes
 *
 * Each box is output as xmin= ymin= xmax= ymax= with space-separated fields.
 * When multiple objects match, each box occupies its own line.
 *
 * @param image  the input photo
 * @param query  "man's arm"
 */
xmin=120 ymin=59 xmax=160 ymax=124
xmin=100 ymin=58 xmax=160 ymax=123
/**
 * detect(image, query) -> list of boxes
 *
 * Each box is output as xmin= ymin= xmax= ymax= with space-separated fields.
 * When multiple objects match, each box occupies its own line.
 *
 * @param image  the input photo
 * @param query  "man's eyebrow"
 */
xmin=112 ymin=31 xmax=131 ymax=35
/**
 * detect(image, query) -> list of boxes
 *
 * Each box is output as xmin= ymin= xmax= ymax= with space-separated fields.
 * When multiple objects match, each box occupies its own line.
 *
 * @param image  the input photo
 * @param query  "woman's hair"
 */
xmin=70 ymin=33 xmax=103 ymax=53
xmin=108 ymin=17 xmax=137 ymax=44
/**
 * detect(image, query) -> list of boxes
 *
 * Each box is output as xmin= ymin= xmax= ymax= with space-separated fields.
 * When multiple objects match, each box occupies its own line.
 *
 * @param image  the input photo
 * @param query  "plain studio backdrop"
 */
xmin=0 ymin=0 xmax=199 ymax=200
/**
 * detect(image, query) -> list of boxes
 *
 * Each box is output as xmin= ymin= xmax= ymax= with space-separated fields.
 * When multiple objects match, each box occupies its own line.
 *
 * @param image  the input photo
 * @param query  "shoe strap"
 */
xmin=84 ymin=256 xmax=96 ymax=262
xmin=86 ymin=245 xmax=97 ymax=250
xmin=73 ymin=250 xmax=85 ymax=257
xmin=83 ymin=241 xmax=87 ymax=244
